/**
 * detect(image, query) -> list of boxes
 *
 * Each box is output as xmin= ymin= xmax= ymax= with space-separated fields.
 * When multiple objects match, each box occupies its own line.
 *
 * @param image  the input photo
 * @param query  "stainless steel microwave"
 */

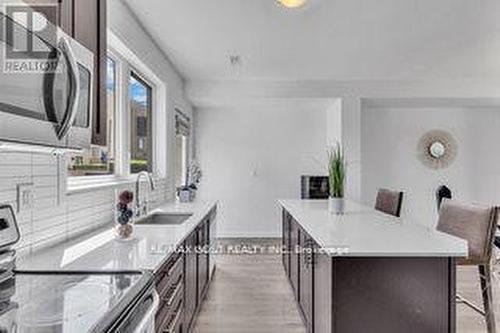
xmin=0 ymin=12 xmax=94 ymax=149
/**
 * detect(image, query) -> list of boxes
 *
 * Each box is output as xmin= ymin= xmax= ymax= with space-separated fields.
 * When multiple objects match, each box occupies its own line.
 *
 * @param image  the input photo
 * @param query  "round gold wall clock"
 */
xmin=417 ymin=129 xmax=457 ymax=169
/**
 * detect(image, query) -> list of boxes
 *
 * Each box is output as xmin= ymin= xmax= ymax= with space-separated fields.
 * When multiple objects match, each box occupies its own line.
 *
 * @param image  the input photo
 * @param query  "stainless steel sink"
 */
xmin=136 ymin=213 xmax=193 ymax=225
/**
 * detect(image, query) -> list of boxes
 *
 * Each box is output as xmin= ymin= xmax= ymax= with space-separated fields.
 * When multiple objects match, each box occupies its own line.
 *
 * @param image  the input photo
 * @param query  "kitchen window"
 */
xmin=68 ymin=31 xmax=166 ymax=192
xmin=129 ymin=72 xmax=153 ymax=174
xmin=67 ymin=56 xmax=117 ymax=177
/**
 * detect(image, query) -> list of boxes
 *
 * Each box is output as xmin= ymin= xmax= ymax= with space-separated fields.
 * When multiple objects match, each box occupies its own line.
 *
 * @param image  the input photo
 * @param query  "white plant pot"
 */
xmin=328 ymin=197 xmax=345 ymax=215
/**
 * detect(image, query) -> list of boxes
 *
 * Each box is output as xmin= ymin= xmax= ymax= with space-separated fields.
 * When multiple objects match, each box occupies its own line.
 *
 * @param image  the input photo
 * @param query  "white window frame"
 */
xmin=128 ymin=69 xmax=155 ymax=176
xmin=67 ymin=31 xmax=167 ymax=192
xmin=175 ymin=110 xmax=191 ymax=188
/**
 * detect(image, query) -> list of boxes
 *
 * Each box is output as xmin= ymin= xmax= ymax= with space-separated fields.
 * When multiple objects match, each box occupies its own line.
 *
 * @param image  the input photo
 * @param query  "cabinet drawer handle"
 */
xmin=166 ymin=255 xmax=182 ymax=277
xmin=164 ymin=276 xmax=183 ymax=306
xmin=164 ymin=301 xmax=183 ymax=333
xmin=304 ymin=240 xmax=314 ymax=268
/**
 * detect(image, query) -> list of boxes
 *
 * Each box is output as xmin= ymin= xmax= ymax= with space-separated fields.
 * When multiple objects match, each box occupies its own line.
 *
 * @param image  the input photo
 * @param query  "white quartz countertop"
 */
xmin=17 ymin=200 xmax=217 ymax=272
xmin=279 ymin=199 xmax=468 ymax=257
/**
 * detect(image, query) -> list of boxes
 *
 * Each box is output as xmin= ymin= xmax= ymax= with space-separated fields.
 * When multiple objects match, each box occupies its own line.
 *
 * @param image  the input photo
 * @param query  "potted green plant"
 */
xmin=328 ymin=143 xmax=346 ymax=215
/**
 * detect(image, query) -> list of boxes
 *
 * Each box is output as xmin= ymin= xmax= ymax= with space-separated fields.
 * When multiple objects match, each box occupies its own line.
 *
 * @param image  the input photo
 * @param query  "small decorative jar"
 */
xmin=178 ymin=186 xmax=195 ymax=203
xmin=115 ymin=190 xmax=135 ymax=240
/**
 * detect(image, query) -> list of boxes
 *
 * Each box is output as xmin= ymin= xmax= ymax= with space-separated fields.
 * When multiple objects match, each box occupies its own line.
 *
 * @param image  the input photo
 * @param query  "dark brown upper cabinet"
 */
xmin=74 ymin=0 xmax=107 ymax=146
xmin=22 ymin=0 xmax=72 ymax=34
xmin=26 ymin=0 xmax=108 ymax=146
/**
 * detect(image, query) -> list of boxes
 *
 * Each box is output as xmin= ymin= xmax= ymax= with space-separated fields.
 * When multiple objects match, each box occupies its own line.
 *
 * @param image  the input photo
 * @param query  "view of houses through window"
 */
xmin=129 ymin=72 xmax=153 ymax=174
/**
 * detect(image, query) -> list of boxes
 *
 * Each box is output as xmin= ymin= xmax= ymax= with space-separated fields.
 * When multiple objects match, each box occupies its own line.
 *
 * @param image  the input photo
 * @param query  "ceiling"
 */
xmin=123 ymin=0 xmax=500 ymax=81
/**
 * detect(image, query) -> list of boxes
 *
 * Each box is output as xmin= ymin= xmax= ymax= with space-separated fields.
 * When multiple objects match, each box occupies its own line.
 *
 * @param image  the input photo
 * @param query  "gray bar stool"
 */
xmin=374 ymin=188 xmax=404 ymax=217
xmin=437 ymin=199 xmax=499 ymax=333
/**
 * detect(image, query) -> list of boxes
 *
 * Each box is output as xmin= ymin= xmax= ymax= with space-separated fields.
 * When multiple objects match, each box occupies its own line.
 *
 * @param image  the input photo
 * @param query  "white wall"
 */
xmin=326 ymin=100 xmax=342 ymax=147
xmin=361 ymin=106 xmax=500 ymax=227
xmin=196 ymin=103 xmax=333 ymax=237
xmin=0 ymin=0 xmax=192 ymax=253
xmin=187 ymin=79 xmax=500 ymax=202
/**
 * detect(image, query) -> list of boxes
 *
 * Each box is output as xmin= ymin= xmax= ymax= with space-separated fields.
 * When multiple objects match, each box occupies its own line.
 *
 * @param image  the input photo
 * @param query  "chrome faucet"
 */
xmin=135 ymin=171 xmax=156 ymax=217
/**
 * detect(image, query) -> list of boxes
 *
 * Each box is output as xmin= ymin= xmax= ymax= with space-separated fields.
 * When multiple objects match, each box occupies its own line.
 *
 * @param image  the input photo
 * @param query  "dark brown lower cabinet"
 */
xmin=282 ymin=211 xmax=291 ymax=277
xmin=282 ymin=208 xmax=457 ymax=333
xmin=299 ymin=229 xmax=314 ymax=333
xmin=184 ymin=230 xmax=198 ymax=332
xmin=178 ymin=216 xmax=214 ymax=333
xmin=289 ymin=218 xmax=300 ymax=299
xmin=313 ymin=247 xmax=332 ymax=333
xmin=154 ymin=252 xmax=184 ymax=333
xmin=197 ymin=218 xmax=209 ymax=301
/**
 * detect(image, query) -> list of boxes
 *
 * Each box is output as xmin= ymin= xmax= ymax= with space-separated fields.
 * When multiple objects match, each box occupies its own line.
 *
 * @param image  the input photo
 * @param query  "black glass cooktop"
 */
xmin=0 ymin=271 xmax=150 ymax=333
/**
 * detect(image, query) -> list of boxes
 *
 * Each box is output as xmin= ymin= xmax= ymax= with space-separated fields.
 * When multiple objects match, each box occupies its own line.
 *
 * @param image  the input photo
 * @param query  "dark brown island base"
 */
xmin=280 ymin=200 xmax=468 ymax=333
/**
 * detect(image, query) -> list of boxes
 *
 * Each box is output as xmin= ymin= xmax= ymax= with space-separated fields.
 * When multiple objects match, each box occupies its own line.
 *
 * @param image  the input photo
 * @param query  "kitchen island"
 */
xmin=279 ymin=199 xmax=468 ymax=333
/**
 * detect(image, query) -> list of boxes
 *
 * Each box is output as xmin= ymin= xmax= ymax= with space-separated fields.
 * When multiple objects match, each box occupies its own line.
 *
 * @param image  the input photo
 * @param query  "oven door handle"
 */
xmin=134 ymin=291 xmax=159 ymax=333
xmin=55 ymin=37 xmax=80 ymax=140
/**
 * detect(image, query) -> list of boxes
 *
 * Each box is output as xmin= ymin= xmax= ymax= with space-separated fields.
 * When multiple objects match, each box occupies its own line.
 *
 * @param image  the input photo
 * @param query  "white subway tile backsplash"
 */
xmin=16 ymin=232 xmax=33 ymax=251
xmin=33 ymin=202 xmax=66 ymax=218
xmin=31 ymin=222 xmax=66 ymax=245
xmin=33 ymin=196 xmax=58 ymax=211
xmin=0 ymin=176 xmax=32 ymax=191
xmin=32 ymin=163 xmax=59 ymax=177
xmin=30 ymin=232 xmax=67 ymax=253
xmin=0 ymin=152 xmax=32 ymax=165
xmin=33 ymin=175 xmax=57 ymax=188
xmin=34 ymin=185 xmax=58 ymax=200
xmin=0 ymin=150 xmax=172 ymax=253
xmin=17 ymin=221 xmax=32 ymax=238
xmin=0 ymin=189 xmax=17 ymax=204
xmin=16 ymin=210 xmax=31 ymax=226
xmin=32 ymin=214 xmax=66 ymax=234
xmin=32 ymin=153 xmax=58 ymax=165
xmin=0 ymin=165 xmax=31 ymax=178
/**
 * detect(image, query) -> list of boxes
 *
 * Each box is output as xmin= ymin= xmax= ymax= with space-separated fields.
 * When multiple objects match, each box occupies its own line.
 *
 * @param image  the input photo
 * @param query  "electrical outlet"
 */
xmin=17 ymin=183 xmax=34 ymax=212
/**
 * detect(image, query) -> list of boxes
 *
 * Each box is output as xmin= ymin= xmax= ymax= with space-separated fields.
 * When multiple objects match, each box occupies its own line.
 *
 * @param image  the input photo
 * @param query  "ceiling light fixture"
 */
xmin=277 ymin=0 xmax=308 ymax=9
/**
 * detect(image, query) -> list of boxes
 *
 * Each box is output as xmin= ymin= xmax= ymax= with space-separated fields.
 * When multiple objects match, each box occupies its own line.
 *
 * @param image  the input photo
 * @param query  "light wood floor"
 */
xmin=193 ymin=254 xmax=306 ymax=333
xmin=193 ymin=239 xmax=500 ymax=333
xmin=457 ymin=265 xmax=500 ymax=333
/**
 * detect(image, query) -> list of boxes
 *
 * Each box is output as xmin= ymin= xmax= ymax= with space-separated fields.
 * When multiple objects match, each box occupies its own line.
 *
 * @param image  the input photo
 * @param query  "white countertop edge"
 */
xmin=323 ymin=251 xmax=469 ymax=258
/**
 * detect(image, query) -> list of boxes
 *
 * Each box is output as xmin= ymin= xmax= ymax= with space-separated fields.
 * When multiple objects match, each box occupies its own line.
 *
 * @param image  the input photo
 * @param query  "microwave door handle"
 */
xmin=56 ymin=37 xmax=80 ymax=140
xmin=42 ymin=47 xmax=60 ymax=124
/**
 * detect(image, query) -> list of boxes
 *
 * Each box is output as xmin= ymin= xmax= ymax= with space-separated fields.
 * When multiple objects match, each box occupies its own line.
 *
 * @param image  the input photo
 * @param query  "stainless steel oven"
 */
xmin=0 ymin=11 xmax=94 ymax=149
